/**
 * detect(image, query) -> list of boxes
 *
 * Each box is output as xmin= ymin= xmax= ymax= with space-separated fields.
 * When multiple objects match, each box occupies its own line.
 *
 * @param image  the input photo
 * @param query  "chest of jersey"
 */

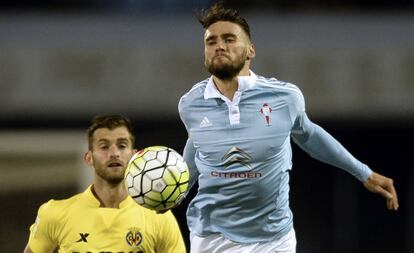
xmin=188 ymin=92 xmax=293 ymax=167
xmin=57 ymin=207 xmax=153 ymax=253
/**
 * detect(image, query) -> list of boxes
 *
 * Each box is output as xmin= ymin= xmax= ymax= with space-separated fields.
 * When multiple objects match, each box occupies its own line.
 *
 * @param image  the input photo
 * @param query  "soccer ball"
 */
xmin=124 ymin=146 xmax=189 ymax=211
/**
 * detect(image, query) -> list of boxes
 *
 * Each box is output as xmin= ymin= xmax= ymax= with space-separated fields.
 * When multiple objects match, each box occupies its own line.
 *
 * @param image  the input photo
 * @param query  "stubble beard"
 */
xmin=95 ymin=163 xmax=125 ymax=185
xmin=206 ymin=53 xmax=247 ymax=80
xmin=104 ymin=174 xmax=124 ymax=185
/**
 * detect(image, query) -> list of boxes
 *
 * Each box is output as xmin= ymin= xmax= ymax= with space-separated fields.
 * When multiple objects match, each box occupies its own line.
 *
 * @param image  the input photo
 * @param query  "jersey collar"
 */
xmin=83 ymin=185 xmax=135 ymax=209
xmin=204 ymin=70 xmax=257 ymax=100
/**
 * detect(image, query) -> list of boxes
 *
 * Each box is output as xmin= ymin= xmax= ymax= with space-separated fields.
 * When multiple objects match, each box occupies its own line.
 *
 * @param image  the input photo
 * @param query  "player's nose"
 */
xmin=215 ymin=40 xmax=226 ymax=51
xmin=109 ymin=145 xmax=121 ymax=157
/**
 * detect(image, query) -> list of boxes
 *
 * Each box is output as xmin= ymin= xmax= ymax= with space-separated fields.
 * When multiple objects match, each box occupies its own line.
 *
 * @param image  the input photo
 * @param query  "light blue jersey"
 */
xmin=178 ymin=71 xmax=372 ymax=243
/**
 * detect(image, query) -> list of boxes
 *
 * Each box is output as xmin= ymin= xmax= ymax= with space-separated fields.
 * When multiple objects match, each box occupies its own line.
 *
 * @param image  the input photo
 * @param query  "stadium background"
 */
xmin=0 ymin=0 xmax=412 ymax=252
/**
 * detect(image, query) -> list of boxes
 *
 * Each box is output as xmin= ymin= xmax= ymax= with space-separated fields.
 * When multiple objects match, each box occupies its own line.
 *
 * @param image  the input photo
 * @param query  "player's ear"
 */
xmin=84 ymin=151 xmax=93 ymax=166
xmin=247 ymin=43 xmax=256 ymax=60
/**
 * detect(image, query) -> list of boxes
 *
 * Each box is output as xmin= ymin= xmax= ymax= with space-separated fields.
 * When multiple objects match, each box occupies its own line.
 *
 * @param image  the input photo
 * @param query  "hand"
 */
xmin=363 ymin=171 xmax=399 ymax=211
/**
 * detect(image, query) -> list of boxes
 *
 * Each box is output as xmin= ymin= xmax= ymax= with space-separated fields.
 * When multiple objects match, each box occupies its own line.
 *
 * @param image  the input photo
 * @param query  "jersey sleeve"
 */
xmin=183 ymin=138 xmax=199 ymax=194
xmin=286 ymin=83 xmax=306 ymax=128
xmin=28 ymin=200 xmax=59 ymax=253
xmin=291 ymin=99 xmax=372 ymax=182
xmin=178 ymin=95 xmax=190 ymax=132
xmin=178 ymin=90 xmax=200 ymax=193
xmin=155 ymin=211 xmax=187 ymax=253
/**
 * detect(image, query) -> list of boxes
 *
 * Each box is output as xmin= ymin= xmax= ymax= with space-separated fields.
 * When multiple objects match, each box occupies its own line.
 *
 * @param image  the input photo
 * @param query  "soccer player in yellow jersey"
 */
xmin=23 ymin=115 xmax=187 ymax=253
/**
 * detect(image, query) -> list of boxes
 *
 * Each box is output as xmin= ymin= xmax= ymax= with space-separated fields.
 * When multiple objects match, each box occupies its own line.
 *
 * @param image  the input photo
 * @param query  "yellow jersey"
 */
xmin=28 ymin=186 xmax=186 ymax=253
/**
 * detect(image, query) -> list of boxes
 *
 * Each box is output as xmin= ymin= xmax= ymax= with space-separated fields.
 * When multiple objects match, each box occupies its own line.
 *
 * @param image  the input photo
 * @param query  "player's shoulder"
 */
xmin=127 ymin=202 xmax=178 ymax=227
xmin=255 ymin=75 xmax=303 ymax=96
xmin=255 ymin=75 xmax=305 ymax=105
xmin=38 ymin=192 xmax=83 ymax=217
xmin=157 ymin=209 xmax=177 ymax=220
xmin=153 ymin=210 xmax=181 ymax=228
xmin=131 ymin=202 xmax=175 ymax=219
xmin=179 ymin=78 xmax=209 ymax=105
xmin=31 ymin=194 xmax=83 ymax=230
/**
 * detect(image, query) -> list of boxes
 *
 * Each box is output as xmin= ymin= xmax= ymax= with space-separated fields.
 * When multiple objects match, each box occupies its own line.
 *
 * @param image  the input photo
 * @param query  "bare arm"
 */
xmin=364 ymin=171 xmax=399 ymax=210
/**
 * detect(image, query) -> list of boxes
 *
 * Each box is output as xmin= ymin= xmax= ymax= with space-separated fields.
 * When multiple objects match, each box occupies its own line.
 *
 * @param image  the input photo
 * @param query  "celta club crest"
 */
xmin=126 ymin=227 xmax=143 ymax=247
xmin=260 ymin=103 xmax=272 ymax=126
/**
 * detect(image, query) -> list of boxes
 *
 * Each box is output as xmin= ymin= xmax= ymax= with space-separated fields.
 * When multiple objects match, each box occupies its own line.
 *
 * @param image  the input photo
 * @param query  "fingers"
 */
xmin=376 ymin=186 xmax=393 ymax=200
xmin=383 ymin=178 xmax=399 ymax=211
xmin=387 ymin=197 xmax=398 ymax=211
xmin=388 ymin=181 xmax=399 ymax=211
xmin=387 ymin=199 xmax=392 ymax=210
xmin=388 ymin=198 xmax=399 ymax=211
xmin=386 ymin=189 xmax=399 ymax=211
xmin=364 ymin=172 xmax=399 ymax=211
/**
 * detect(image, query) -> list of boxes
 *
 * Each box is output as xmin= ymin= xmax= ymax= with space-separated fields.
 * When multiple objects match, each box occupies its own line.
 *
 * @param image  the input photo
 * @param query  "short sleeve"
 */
xmin=28 ymin=200 xmax=58 ymax=253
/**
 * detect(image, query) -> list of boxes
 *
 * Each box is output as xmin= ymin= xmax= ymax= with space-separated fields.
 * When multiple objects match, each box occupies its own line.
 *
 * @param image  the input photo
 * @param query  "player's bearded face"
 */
xmin=204 ymin=21 xmax=253 ymax=80
xmin=92 ymin=154 xmax=128 ymax=185
xmin=205 ymin=49 xmax=247 ymax=80
xmin=88 ymin=127 xmax=134 ymax=185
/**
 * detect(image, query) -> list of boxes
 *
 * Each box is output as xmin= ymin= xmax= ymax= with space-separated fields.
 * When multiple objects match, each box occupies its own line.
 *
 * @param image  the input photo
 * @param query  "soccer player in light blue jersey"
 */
xmin=178 ymin=3 xmax=399 ymax=253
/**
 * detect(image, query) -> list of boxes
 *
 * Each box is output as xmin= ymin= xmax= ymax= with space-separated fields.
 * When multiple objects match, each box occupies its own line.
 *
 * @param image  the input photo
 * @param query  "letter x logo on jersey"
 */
xmin=76 ymin=233 xmax=89 ymax=242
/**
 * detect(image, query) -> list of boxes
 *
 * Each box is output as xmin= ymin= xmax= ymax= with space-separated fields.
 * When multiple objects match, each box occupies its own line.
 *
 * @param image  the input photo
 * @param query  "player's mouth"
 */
xmin=107 ymin=161 xmax=124 ymax=169
xmin=214 ymin=52 xmax=230 ymax=59
xmin=215 ymin=54 xmax=229 ymax=59
xmin=212 ymin=56 xmax=231 ymax=65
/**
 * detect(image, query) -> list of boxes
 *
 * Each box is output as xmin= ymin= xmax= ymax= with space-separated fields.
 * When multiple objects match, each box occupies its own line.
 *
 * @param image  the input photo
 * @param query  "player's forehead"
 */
xmin=204 ymin=21 xmax=247 ymax=40
xmin=92 ymin=126 xmax=132 ymax=144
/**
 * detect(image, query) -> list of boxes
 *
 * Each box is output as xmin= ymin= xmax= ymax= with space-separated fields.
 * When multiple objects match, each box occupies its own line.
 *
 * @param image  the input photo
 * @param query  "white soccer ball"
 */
xmin=124 ymin=146 xmax=189 ymax=211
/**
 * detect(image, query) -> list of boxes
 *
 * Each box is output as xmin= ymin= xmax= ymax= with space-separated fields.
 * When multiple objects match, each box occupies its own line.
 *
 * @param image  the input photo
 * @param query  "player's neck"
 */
xmin=91 ymin=181 xmax=128 ymax=208
xmin=213 ymin=76 xmax=238 ymax=101
xmin=213 ymin=68 xmax=250 ymax=101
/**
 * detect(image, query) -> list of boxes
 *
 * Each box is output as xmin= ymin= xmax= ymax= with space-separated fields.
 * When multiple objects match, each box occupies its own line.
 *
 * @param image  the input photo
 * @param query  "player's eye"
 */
xmin=206 ymin=40 xmax=216 ymax=46
xmin=118 ymin=143 xmax=129 ymax=149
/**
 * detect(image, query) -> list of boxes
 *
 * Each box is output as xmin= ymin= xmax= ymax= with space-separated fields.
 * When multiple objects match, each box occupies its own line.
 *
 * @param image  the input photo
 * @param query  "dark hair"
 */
xmin=196 ymin=3 xmax=251 ymax=40
xmin=87 ymin=115 xmax=135 ymax=150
